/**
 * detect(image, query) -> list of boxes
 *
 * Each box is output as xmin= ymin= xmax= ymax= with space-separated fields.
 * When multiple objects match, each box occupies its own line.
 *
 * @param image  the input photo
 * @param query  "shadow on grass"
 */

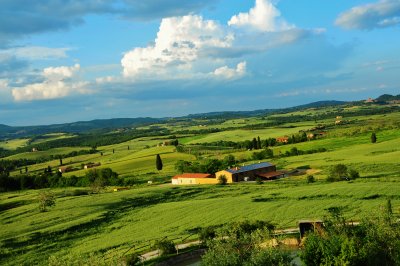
xmin=0 ymin=187 xmax=205 ymax=264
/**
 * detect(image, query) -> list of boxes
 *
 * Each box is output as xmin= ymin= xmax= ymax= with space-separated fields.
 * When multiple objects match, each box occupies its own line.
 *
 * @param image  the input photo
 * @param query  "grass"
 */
xmin=0 ymin=179 xmax=399 ymax=265
xmin=0 ymin=139 xmax=30 ymax=150
xmin=1 ymin=103 xmax=399 ymax=265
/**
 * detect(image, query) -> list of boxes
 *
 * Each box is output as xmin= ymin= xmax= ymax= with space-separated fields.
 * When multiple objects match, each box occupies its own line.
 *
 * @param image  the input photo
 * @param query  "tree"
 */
xmin=307 ymin=175 xmax=315 ymax=183
xmin=38 ymin=191 xmax=56 ymax=212
xmin=153 ymin=239 xmax=176 ymax=256
xmin=328 ymin=164 xmax=348 ymax=181
xmin=156 ymin=154 xmax=163 ymax=171
xmin=217 ymin=174 xmax=227 ymax=185
xmin=257 ymin=136 xmax=261 ymax=150
xmin=59 ymin=157 xmax=63 ymax=166
xmin=252 ymin=138 xmax=257 ymax=150
xmin=371 ymin=132 xmax=377 ymax=143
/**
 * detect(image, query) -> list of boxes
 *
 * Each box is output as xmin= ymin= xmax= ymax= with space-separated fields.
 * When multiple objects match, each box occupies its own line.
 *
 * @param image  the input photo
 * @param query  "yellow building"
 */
xmin=215 ymin=162 xmax=282 ymax=183
xmin=172 ymin=173 xmax=218 ymax=185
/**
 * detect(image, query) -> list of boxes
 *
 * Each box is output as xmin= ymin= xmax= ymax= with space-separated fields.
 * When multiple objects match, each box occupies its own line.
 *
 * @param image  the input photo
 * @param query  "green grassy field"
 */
xmin=1 ymin=103 xmax=400 ymax=265
xmin=1 ymin=179 xmax=399 ymax=265
xmin=0 ymin=138 xmax=29 ymax=150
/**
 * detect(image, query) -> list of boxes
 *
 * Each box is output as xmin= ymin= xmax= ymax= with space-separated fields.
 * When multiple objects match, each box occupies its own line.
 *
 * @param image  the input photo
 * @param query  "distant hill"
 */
xmin=184 ymin=100 xmax=346 ymax=119
xmin=0 ymin=100 xmax=348 ymax=139
xmin=0 ymin=118 xmax=162 ymax=139
xmin=375 ymin=94 xmax=400 ymax=102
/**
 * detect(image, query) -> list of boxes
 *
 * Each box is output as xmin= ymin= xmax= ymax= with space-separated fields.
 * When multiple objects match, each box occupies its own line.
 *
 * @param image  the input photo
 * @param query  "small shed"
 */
xmin=299 ymin=220 xmax=324 ymax=238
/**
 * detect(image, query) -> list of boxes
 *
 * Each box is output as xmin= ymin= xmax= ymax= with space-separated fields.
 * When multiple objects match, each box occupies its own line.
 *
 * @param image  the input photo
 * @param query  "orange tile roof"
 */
xmin=172 ymin=173 xmax=213 ymax=179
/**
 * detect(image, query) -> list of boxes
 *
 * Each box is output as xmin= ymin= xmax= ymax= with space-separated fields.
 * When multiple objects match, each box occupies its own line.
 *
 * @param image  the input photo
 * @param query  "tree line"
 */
xmin=0 ymin=167 xmax=125 ymax=192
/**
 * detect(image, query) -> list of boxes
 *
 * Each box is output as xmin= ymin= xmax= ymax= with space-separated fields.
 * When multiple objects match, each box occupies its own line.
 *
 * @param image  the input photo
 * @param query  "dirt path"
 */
xmin=140 ymin=240 xmax=201 ymax=261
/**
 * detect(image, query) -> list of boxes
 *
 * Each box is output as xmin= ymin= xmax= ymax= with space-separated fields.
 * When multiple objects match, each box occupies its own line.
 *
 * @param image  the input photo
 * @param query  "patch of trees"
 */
xmin=301 ymin=205 xmax=400 ymax=265
xmin=189 ymin=132 xmax=309 ymax=152
xmin=0 ymin=167 xmax=122 ymax=192
xmin=281 ymin=147 xmax=327 ymax=157
xmin=268 ymin=106 xmax=400 ymax=124
xmin=201 ymin=220 xmax=293 ymax=266
xmin=1 ymin=128 xmax=172 ymax=158
xmin=175 ymin=155 xmax=238 ymax=174
xmin=0 ymin=150 xmax=96 ymax=171
xmin=326 ymin=164 xmax=360 ymax=182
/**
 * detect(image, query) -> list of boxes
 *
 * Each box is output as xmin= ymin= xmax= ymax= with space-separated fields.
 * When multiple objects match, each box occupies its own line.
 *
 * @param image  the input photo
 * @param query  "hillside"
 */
xmin=0 ymin=98 xmax=399 ymax=265
xmin=0 ymin=100 xmax=347 ymax=139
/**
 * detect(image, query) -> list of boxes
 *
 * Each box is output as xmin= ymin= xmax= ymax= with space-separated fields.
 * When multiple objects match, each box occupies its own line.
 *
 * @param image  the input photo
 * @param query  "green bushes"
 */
xmin=301 ymin=206 xmax=400 ymax=265
xmin=201 ymin=220 xmax=291 ymax=266
xmin=0 ymin=167 xmax=122 ymax=191
xmin=327 ymin=164 xmax=360 ymax=182
xmin=37 ymin=191 xmax=56 ymax=212
xmin=153 ymin=239 xmax=176 ymax=256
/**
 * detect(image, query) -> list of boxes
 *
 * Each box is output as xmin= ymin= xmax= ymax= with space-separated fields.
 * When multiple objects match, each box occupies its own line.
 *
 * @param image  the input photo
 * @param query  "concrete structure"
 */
xmin=172 ymin=173 xmax=218 ymax=185
xmin=215 ymin=162 xmax=283 ymax=183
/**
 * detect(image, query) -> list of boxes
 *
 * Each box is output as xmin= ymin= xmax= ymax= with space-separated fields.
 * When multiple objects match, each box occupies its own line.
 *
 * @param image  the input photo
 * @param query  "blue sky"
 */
xmin=0 ymin=0 xmax=399 ymax=126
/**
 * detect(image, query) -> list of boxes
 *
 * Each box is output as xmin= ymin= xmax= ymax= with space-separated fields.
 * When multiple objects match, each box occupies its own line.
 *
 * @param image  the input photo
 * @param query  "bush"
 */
xmin=38 ymin=191 xmax=56 ymax=212
xmin=202 ymin=220 xmax=290 ymax=266
xmin=306 ymin=175 xmax=315 ymax=183
xmin=217 ymin=175 xmax=227 ymax=185
xmin=348 ymin=169 xmax=360 ymax=180
xmin=122 ymin=253 xmax=140 ymax=266
xmin=153 ymin=239 xmax=176 ymax=256
xmin=300 ymin=206 xmax=400 ymax=265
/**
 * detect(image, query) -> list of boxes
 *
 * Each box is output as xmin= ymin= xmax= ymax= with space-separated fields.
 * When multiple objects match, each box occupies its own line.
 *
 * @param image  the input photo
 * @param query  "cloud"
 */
xmin=335 ymin=0 xmax=400 ymax=30
xmin=11 ymin=64 xmax=90 ymax=101
xmin=0 ymin=0 xmax=217 ymax=45
xmin=0 ymin=53 xmax=28 ymax=78
xmin=0 ymin=0 xmax=115 ymax=46
xmin=121 ymin=0 xmax=216 ymax=20
xmin=228 ymin=0 xmax=294 ymax=32
xmin=121 ymin=15 xmax=234 ymax=79
xmin=213 ymin=61 xmax=247 ymax=80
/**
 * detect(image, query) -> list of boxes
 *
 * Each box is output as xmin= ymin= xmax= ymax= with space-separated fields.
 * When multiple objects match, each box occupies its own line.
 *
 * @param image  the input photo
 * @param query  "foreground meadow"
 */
xmin=1 ymin=177 xmax=399 ymax=265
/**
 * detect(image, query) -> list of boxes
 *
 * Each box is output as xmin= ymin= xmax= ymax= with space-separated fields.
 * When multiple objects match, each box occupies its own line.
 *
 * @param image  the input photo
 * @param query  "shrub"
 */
xmin=348 ymin=169 xmax=360 ymax=180
xmin=306 ymin=175 xmax=315 ymax=183
xmin=217 ymin=175 xmax=227 ymax=185
xmin=153 ymin=239 xmax=176 ymax=256
xmin=122 ymin=253 xmax=140 ymax=266
xmin=38 ymin=191 xmax=56 ymax=212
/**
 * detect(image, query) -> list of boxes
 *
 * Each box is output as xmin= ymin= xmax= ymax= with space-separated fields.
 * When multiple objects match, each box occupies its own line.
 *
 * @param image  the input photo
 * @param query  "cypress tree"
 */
xmin=156 ymin=154 xmax=163 ymax=171
xmin=252 ymin=138 xmax=257 ymax=150
xmin=257 ymin=136 xmax=261 ymax=149
xmin=371 ymin=132 xmax=377 ymax=143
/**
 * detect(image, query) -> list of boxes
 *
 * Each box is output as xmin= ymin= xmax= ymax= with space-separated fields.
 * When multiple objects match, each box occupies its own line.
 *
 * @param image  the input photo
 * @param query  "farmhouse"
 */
xmin=172 ymin=173 xmax=218 ymax=185
xmin=215 ymin=162 xmax=284 ymax=183
xmin=276 ymin=137 xmax=289 ymax=143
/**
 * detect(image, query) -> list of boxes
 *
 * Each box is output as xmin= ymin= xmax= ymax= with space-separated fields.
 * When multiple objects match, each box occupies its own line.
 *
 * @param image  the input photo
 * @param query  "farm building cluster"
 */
xmin=172 ymin=162 xmax=285 ymax=185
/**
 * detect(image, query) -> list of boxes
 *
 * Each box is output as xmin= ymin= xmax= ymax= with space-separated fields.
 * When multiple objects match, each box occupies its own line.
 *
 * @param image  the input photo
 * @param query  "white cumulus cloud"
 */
xmin=11 ymin=64 xmax=89 ymax=101
xmin=213 ymin=61 xmax=247 ymax=80
xmin=336 ymin=0 xmax=400 ymax=30
xmin=228 ymin=0 xmax=294 ymax=32
xmin=121 ymin=14 xmax=234 ymax=79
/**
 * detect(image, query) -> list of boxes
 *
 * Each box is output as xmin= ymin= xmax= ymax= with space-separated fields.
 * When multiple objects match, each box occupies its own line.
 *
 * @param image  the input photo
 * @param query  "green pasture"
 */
xmin=180 ymin=125 xmax=313 ymax=144
xmin=30 ymin=133 xmax=75 ymax=145
xmin=1 ymin=179 xmax=399 ymax=265
xmin=0 ymin=138 xmax=29 ymax=150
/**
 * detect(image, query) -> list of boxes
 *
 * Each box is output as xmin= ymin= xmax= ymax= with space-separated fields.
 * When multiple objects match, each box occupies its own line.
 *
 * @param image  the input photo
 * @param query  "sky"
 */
xmin=0 ymin=0 xmax=399 ymax=126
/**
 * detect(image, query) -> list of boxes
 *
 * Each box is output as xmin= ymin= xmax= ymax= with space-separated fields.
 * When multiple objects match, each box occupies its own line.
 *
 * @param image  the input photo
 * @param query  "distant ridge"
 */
xmin=0 ymin=99 xmax=350 ymax=138
xmin=375 ymin=94 xmax=400 ymax=102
